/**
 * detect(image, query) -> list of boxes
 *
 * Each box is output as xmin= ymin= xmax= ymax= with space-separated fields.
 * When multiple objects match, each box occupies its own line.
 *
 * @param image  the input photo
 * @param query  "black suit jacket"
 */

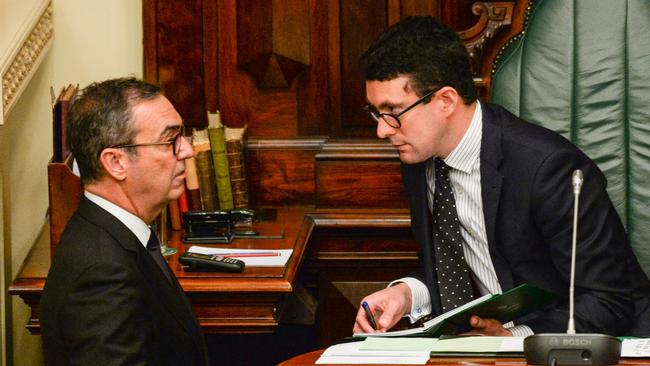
xmin=402 ymin=102 xmax=650 ymax=335
xmin=41 ymin=197 xmax=209 ymax=365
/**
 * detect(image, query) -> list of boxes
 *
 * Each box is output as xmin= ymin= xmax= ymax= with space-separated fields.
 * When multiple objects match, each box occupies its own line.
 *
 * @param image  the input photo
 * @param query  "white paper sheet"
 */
xmin=187 ymin=246 xmax=292 ymax=267
xmin=315 ymin=341 xmax=429 ymax=365
xmin=622 ymin=338 xmax=650 ymax=357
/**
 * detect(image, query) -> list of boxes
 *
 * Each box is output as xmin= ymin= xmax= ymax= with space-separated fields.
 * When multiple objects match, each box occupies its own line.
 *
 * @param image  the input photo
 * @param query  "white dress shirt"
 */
xmin=84 ymin=191 xmax=152 ymax=248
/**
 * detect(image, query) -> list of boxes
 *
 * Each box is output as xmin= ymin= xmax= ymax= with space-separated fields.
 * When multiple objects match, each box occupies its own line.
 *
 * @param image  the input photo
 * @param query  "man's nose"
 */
xmin=376 ymin=120 xmax=396 ymax=139
xmin=177 ymin=136 xmax=195 ymax=159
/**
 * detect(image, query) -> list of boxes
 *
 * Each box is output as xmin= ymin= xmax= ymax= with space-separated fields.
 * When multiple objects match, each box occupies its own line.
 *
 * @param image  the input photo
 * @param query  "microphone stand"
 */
xmin=523 ymin=170 xmax=621 ymax=366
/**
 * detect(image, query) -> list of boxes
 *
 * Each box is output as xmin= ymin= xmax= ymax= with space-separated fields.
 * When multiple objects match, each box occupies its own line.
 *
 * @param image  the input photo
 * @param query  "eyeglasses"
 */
xmin=364 ymin=88 xmax=438 ymax=128
xmin=108 ymin=127 xmax=184 ymax=156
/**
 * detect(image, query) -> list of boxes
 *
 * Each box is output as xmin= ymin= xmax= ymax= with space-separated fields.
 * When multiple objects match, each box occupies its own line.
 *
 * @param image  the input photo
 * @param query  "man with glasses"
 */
xmin=354 ymin=17 xmax=650 ymax=337
xmin=41 ymin=78 xmax=209 ymax=365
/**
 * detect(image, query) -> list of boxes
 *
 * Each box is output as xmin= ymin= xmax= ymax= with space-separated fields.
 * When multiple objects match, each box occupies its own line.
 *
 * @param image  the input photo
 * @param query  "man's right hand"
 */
xmin=353 ymin=283 xmax=412 ymax=333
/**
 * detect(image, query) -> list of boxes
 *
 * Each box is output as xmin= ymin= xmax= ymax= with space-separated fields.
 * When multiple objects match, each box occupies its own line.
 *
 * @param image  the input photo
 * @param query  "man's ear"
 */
xmin=98 ymin=148 xmax=129 ymax=181
xmin=436 ymin=86 xmax=460 ymax=115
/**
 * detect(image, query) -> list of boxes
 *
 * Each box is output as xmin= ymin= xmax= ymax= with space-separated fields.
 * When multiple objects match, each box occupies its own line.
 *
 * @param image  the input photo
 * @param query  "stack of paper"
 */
xmin=315 ymin=341 xmax=430 ymax=365
xmin=427 ymin=336 xmax=524 ymax=356
xmin=187 ymin=246 xmax=292 ymax=267
xmin=360 ymin=336 xmax=524 ymax=357
xmin=316 ymin=336 xmax=650 ymax=364
xmin=622 ymin=338 xmax=650 ymax=357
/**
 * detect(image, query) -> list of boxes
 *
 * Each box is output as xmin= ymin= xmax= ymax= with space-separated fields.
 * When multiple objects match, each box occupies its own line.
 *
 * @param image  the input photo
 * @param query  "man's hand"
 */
xmin=353 ymin=283 xmax=412 ymax=333
xmin=463 ymin=315 xmax=513 ymax=336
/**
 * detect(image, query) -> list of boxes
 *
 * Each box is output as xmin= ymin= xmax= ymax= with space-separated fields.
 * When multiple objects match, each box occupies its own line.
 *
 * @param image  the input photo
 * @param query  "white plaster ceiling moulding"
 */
xmin=0 ymin=0 xmax=53 ymax=125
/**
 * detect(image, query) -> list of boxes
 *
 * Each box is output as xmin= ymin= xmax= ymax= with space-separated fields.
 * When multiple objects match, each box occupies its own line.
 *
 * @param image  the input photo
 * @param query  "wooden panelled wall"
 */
xmin=143 ymin=0 xmax=526 ymax=210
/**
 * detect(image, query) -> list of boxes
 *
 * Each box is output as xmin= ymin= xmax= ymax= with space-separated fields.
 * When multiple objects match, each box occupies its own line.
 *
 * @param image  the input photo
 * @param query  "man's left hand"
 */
xmin=463 ymin=315 xmax=512 ymax=336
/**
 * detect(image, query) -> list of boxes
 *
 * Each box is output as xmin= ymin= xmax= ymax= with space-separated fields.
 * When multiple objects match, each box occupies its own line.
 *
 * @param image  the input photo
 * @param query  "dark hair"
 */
xmin=359 ymin=16 xmax=477 ymax=104
xmin=67 ymin=77 xmax=162 ymax=184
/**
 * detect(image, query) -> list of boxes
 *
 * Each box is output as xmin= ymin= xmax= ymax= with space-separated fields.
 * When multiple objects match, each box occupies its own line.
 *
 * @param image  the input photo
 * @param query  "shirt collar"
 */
xmin=84 ymin=191 xmax=151 ymax=248
xmin=442 ymin=101 xmax=483 ymax=173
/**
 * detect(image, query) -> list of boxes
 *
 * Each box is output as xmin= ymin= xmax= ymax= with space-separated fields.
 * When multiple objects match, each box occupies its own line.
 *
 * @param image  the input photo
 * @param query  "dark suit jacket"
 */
xmin=41 ymin=197 xmax=209 ymax=365
xmin=402 ymin=102 xmax=650 ymax=335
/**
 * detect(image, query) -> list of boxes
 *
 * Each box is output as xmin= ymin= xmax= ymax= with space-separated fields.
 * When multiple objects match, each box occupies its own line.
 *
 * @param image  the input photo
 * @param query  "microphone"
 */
xmin=568 ymin=169 xmax=583 ymax=334
xmin=524 ymin=169 xmax=621 ymax=366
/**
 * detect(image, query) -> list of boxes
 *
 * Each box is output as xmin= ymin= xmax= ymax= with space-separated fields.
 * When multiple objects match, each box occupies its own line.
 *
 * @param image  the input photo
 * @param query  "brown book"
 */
xmin=167 ymin=199 xmax=182 ymax=231
xmin=192 ymin=129 xmax=219 ymax=211
xmin=225 ymin=125 xmax=249 ymax=209
xmin=52 ymin=84 xmax=78 ymax=162
xmin=179 ymin=189 xmax=189 ymax=213
xmin=184 ymin=155 xmax=203 ymax=211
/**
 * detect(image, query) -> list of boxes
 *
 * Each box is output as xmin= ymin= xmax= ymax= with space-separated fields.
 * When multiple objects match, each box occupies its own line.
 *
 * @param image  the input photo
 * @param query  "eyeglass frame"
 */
xmin=106 ymin=126 xmax=185 ymax=156
xmin=364 ymin=88 xmax=440 ymax=128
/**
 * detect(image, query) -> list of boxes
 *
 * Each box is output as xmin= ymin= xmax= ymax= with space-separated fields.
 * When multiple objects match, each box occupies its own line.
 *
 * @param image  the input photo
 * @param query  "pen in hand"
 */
xmin=361 ymin=301 xmax=378 ymax=330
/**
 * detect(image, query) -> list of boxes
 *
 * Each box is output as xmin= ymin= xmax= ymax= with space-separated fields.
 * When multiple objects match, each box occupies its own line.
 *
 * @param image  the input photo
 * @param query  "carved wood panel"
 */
xmin=144 ymin=0 xmax=524 ymax=207
xmin=145 ymin=0 xmax=518 ymax=133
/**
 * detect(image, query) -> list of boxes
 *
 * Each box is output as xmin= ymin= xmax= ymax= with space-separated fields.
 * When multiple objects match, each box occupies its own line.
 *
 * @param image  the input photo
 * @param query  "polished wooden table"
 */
xmin=9 ymin=206 xmax=417 ymax=338
xmin=9 ymin=206 xmax=311 ymax=334
xmin=278 ymin=349 xmax=650 ymax=366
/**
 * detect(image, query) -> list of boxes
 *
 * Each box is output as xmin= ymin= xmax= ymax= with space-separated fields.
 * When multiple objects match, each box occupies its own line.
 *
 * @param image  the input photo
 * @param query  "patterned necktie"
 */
xmin=147 ymin=230 xmax=173 ymax=284
xmin=433 ymin=158 xmax=474 ymax=312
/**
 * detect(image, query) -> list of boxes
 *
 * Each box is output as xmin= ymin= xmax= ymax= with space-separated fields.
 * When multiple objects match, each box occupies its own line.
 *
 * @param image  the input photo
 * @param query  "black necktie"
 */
xmin=147 ymin=230 xmax=173 ymax=284
xmin=433 ymin=158 xmax=474 ymax=312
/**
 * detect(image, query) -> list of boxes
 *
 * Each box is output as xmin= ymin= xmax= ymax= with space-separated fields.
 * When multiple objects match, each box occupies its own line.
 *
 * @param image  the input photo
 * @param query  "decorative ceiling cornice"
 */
xmin=1 ymin=0 xmax=53 ymax=124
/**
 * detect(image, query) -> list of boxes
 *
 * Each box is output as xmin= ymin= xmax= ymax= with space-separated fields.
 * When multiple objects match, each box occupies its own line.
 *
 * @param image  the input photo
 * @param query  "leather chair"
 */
xmin=490 ymin=0 xmax=650 ymax=277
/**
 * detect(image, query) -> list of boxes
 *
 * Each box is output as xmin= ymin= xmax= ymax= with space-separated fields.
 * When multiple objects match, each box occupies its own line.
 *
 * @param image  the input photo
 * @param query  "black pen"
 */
xmin=361 ymin=301 xmax=378 ymax=330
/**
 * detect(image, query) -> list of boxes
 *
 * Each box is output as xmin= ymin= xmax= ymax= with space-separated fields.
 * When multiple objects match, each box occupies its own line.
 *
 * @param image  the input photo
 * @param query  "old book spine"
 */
xmin=192 ymin=130 xmax=219 ymax=211
xmin=226 ymin=137 xmax=249 ymax=209
xmin=167 ymin=199 xmax=182 ymax=231
xmin=60 ymin=84 xmax=78 ymax=160
xmin=184 ymin=156 xmax=203 ymax=211
xmin=208 ymin=113 xmax=233 ymax=210
xmin=52 ymin=94 xmax=63 ymax=162
xmin=178 ymin=189 xmax=189 ymax=214
xmin=52 ymin=84 xmax=78 ymax=162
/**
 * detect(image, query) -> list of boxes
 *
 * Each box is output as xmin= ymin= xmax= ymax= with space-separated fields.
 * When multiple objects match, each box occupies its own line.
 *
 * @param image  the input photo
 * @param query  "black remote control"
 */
xmin=179 ymin=252 xmax=245 ymax=272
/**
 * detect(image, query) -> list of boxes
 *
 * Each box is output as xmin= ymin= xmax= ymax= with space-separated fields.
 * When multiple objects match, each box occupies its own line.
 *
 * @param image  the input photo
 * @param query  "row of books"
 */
xmin=168 ymin=111 xmax=250 ymax=231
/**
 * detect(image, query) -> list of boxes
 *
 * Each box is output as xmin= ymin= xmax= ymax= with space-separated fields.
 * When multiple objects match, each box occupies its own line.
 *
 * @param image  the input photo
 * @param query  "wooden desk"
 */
xmin=9 ymin=206 xmax=418 ymax=340
xmin=9 ymin=206 xmax=310 ymax=334
xmin=278 ymin=350 xmax=650 ymax=366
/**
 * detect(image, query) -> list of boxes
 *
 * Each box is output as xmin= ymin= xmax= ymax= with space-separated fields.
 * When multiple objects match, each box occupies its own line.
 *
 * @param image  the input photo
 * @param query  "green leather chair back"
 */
xmin=491 ymin=0 xmax=650 ymax=275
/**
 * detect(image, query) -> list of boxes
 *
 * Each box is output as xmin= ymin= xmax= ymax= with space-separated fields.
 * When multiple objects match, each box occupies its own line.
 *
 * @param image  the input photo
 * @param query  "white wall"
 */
xmin=0 ymin=1 xmax=142 ymax=364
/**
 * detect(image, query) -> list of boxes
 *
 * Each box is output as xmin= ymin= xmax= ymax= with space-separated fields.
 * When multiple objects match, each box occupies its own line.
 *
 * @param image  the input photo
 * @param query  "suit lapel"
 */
xmin=137 ymin=246 xmax=199 ymax=335
xmin=480 ymin=103 xmax=513 ymax=290
xmin=76 ymin=197 xmax=201 ymax=337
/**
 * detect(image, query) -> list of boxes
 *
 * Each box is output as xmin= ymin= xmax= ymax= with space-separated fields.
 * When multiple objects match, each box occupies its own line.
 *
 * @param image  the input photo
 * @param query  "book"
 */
xmin=427 ymin=336 xmax=524 ymax=357
xmin=207 ymin=112 xmax=234 ymax=210
xmin=225 ymin=125 xmax=249 ymax=208
xmin=178 ymin=189 xmax=189 ymax=214
xmin=184 ymin=155 xmax=203 ymax=211
xmin=52 ymin=84 xmax=78 ymax=162
xmin=353 ymin=283 xmax=556 ymax=338
xmin=358 ymin=335 xmax=525 ymax=357
xmin=167 ymin=199 xmax=182 ymax=231
xmin=192 ymin=129 xmax=219 ymax=211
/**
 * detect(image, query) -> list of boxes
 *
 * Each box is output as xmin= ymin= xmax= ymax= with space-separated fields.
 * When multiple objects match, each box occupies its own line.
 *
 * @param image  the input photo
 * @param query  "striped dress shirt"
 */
xmin=391 ymin=102 xmax=532 ymax=336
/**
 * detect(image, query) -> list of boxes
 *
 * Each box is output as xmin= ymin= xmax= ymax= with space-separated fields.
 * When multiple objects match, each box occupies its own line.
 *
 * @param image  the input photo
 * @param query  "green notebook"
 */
xmin=353 ymin=283 xmax=556 ymax=338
